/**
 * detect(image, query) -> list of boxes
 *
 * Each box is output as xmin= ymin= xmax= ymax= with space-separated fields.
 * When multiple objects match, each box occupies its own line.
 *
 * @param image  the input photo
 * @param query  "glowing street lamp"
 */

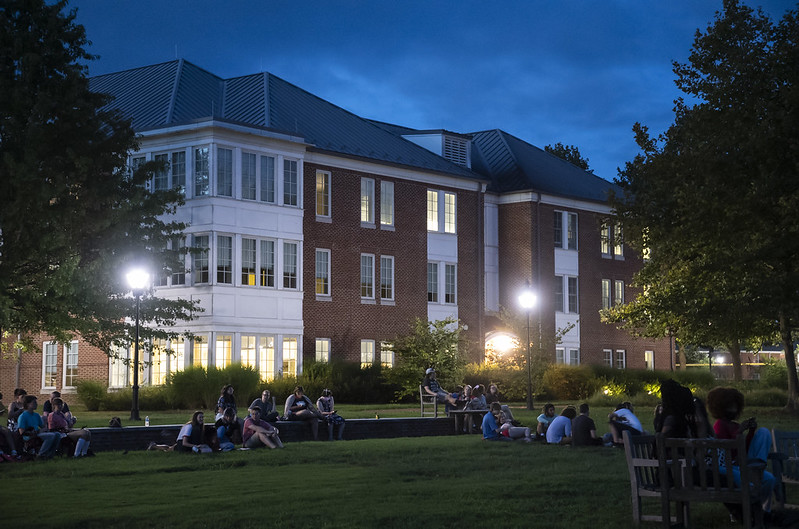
xmin=518 ymin=286 xmax=537 ymax=410
xmin=126 ymin=268 xmax=149 ymax=421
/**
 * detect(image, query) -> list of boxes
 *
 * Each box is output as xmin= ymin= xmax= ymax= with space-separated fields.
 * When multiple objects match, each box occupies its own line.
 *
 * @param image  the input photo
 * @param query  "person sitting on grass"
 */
xmin=216 ymin=407 xmax=241 ymax=452
xmin=572 ymin=403 xmax=602 ymax=447
xmin=8 ymin=388 xmax=27 ymax=424
xmin=536 ymin=403 xmax=556 ymax=439
xmin=42 ymin=390 xmax=76 ymax=426
xmin=243 ymin=406 xmax=283 ymax=449
xmin=47 ymin=397 xmax=91 ymax=457
xmin=17 ymin=395 xmax=60 ymax=459
xmin=606 ymin=402 xmax=643 ymax=445
xmin=482 ymin=402 xmax=510 ymax=441
xmin=422 ymin=368 xmax=457 ymax=407
xmin=284 ymin=385 xmax=322 ymax=441
xmin=546 ymin=406 xmax=577 ymax=445
xmin=175 ymin=411 xmax=214 ymax=453
xmin=316 ymin=389 xmax=345 ymax=441
xmin=499 ymin=405 xmax=532 ymax=442
xmin=249 ymin=389 xmax=279 ymax=423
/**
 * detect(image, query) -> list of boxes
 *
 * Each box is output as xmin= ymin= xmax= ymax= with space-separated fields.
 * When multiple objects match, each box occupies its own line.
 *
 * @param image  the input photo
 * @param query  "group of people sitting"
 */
xmin=0 ymin=388 xmax=91 ymax=460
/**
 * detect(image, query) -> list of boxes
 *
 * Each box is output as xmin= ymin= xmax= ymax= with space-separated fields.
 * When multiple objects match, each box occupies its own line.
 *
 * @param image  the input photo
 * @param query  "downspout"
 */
xmin=477 ymin=183 xmax=486 ymax=362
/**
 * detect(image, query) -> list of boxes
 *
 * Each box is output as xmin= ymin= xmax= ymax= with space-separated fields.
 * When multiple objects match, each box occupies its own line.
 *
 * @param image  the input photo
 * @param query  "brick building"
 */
xmin=0 ymin=59 xmax=670 ymax=397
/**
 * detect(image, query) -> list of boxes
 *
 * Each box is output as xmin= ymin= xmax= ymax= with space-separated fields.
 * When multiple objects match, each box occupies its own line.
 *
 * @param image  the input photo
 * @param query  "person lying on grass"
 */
xmin=243 ymin=407 xmax=283 ymax=449
xmin=498 ymin=405 xmax=532 ymax=442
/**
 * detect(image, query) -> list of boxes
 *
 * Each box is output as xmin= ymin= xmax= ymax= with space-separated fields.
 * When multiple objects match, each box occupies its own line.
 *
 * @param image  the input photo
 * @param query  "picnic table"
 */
xmin=449 ymin=408 xmax=489 ymax=434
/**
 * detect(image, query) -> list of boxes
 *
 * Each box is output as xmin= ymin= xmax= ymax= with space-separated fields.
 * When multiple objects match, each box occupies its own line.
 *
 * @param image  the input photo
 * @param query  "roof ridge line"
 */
xmin=165 ymin=59 xmax=183 ymax=124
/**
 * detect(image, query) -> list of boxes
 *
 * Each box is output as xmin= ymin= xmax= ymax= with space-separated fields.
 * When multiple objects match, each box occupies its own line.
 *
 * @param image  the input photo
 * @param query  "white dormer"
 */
xmin=402 ymin=130 xmax=472 ymax=169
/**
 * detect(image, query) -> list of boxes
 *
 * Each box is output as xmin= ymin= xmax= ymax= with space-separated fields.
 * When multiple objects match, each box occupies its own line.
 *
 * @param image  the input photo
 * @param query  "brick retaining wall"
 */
xmin=88 ymin=417 xmax=456 ymax=452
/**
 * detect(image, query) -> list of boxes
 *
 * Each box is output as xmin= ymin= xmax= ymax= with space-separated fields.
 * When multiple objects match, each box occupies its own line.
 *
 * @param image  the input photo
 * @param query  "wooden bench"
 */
xmin=622 ymin=431 xmax=680 ymax=525
xmin=771 ymin=429 xmax=799 ymax=510
xmin=657 ymin=433 xmax=765 ymax=529
xmin=449 ymin=408 xmax=488 ymax=434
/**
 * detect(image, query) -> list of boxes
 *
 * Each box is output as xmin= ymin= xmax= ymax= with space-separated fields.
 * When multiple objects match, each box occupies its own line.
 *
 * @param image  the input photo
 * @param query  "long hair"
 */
xmin=189 ymin=411 xmax=205 ymax=443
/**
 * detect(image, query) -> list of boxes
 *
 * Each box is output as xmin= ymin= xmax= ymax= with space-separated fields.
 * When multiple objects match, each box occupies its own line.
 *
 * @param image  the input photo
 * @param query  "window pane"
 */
xmin=360 ymin=254 xmax=374 ymax=298
xmin=444 ymin=192 xmax=456 ymax=233
xmin=283 ymin=242 xmax=298 ymax=289
xmin=171 ymin=151 xmax=186 ymax=194
xmin=615 ymin=350 xmax=626 ymax=369
xmin=553 ymin=275 xmax=563 ymax=312
xmin=360 ymin=340 xmax=374 ymax=368
xmin=217 ymin=235 xmax=233 ymax=284
xmin=44 ymin=342 xmax=58 ymax=387
xmin=215 ymin=334 xmax=232 ymax=368
xmin=614 ymin=280 xmax=624 ymax=305
xmin=154 ymin=154 xmax=169 ymax=191
xmin=645 ymin=350 xmax=654 ymax=371
xmin=556 ymin=348 xmax=564 ymax=365
xmin=315 ymin=338 xmax=330 ymax=363
xmin=427 ymin=190 xmax=439 ymax=231
xmin=567 ymin=213 xmax=577 ymax=250
xmin=361 ymin=178 xmax=374 ymax=223
xmin=380 ymin=256 xmax=394 ymax=300
xmin=567 ymin=276 xmax=578 ymax=313
xmin=242 ymin=238 xmax=256 ymax=286
xmin=65 ymin=342 xmax=79 ymax=387
xmin=283 ymin=159 xmax=298 ymax=206
xmin=380 ymin=342 xmax=394 ymax=367
xmin=171 ymin=236 xmax=186 ymax=285
xmin=553 ymin=211 xmax=563 ymax=248
xmin=217 ymin=147 xmax=233 ymax=196
xmin=569 ymin=349 xmax=579 ymax=366
xmin=282 ymin=337 xmax=297 ymax=377
xmin=444 ymin=264 xmax=456 ymax=304
xmin=601 ymin=279 xmax=611 ymax=309
xmin=242 ymin=152 xmax=257 ymax=200
xmin=193 ymin=336 xmax=208 ymax=368
xmin=241 ymin=336 xmax=256 ymax=368
xmin=600 ymin=223 xmax=611 ymax=255
xmin=604 ymin=349 xmax=613 ymax=367
xmin=316 ymin=249 xmax=330 ymax=295
xmin=169 ymin=337 xmax=185 ymax=374
xmin=261 ymin=240 xmax=275 ymax=287
xmin=109 ymin=344 xmax=130 ymax=387
xmin=260 ymin=155 xmax=275 ymax=202
xmin=194 ymin=147 xmax=209 ymax=197
xmin=151 ymin=338 xmax=167 ymax=386
xmin=427 ymin=262 xmax=438 ymax=302
xmin=380 ymin=181 xmax=394 ymax=225
xmin=316 ymin=171 xmax=330 ymax=216
xmin=259 ymin=336 xmax=275 ymax=381
xmin=613 ymin=225 xmax=624 ymax=256
xmin=193 ymin=235 xmax=209 ymax=284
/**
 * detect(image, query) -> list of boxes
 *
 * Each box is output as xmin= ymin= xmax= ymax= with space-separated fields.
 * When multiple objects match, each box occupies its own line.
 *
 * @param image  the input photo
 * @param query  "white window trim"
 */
xmin=315 ymin=248 xmax=332 ymax=298
xmin=62 ymin=340 xmax=79 ymax=389
xmin=614 ymin=280 xmax=625 ymax=305
xmin=380 ymin=255 xmax=395 ymax=302
xmin=281 ymin=240 xmax=301 ymax=291
xmin=567 ymin=276 xmax=578 ymax=313
xmin=615 ymin=349 xmax=627 ymax=369
xmin=380 ymin=180 xmax=395 ymax=228
xmin=555 ymin=347 xmax=565 ymax=365
xmin=315 ymin=338 xmax=331 ymax=363
xmin=443 ymin=191 xmax=457 ymax=234
xmin=361 ymin=177 xmax=375 ymax=227
xmin=360 ymin=253 xmax=375 ymax=302
xmin=41 ymin=341 xmax=59 ymax=391
xmin=567 ymin=212 xmax=578 ymax=251
xmin=444 ymin=263 xmax=457 ymax=305
xmin=360 ymin=339 xmax=376 ymax=367
xmin=603 ymin=348 xmax=613 ymax=367
xmin=568 ymin=348 xmax=580 ymax=366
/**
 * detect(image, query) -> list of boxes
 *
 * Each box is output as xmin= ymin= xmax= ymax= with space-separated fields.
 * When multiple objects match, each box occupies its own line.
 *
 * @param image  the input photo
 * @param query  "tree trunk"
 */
xmin=677 ymin=339 xmax=687 ymax=370
xmin=779 ymin=311 xmax=799 ymax=412
xmin=725 ymin=340 xmax=743 ymax=382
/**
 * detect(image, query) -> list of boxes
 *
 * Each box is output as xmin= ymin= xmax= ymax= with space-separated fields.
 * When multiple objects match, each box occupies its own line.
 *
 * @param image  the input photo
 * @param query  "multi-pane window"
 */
xmin=169 ymin=337 xmax=185 ymax=375
xmin=361 ymin=178 xmax=374 ymax=224
xmin=261 ymin=155 xmax=275 ymax=203
xmin=554 ymin=211 xmax=577 ymax=250
xmin=613 ymin=225 xmax=624 ymax=257
xmin=193 ymin=336 xmax=208 ymax=368
xmin=171 ymin=236 xmax=186 ymax=286
xmin=217 ymin=147 xmax=233 ymax=197
xmin=380 ymin=181 xmax=394 ymax=226
xmin=193 ymin=235 xmax=209 ymax=284
xmin=217 ymin=236 xmax=233 ymax=284
xmin=151 ymin=338 xmax=168 ymax=386
xmin=316 ymin=249 xmax=330 ymax=296
xmin=644 ymin=350 xmax=654 ymax=371
xmin=553 ymin=275 xmax=564 ymax=312
xmin=427 ymin=262 xmax=439 ymax=302
xmin=154 ymin=153 xmax=169 ymax=191
xmin=283 ymin=159 xmax=298 ymax=206
xmin=154 ymin=241 xmax=169 ymax=287
xmin=380 ymin=256 xmax=394 ymax=300
xmin=600 ymin=223 xmax=611 ymax=255
xmin=444 ymin=264 xmax=457 ymax=304
xmin=109 ymin=344 xmax=130 ymax=388
xmin=380 ymin=342 xmax=394 ymax=368
xmin=241 ymin=336 xmax=256 ymax=369
xmin=316 ymin=171 xmax=330 ymax=217
xmin=615 ymin=349 xmax=626 ymax=369
xmin=283 ymin=242 xmax=298 ymax=289
xmin=44 ymin=342 xmax=58 ymax=387
xmin=567 ymin=277 xmax=578 ymax=313
xmin=282 ymin=337 xmax=298 ymax=376
xmin=360 ymin=254 xmax=374 ymax=298
xmin=569 ymin=349 xmax=580 ymax=366
xmin=261 ymin=240 xmax=275 ymax=287
xmin=315 ymin=338 xmax=330 ymax=363
xmin=215 ymin=334 xmax=232 ymax=368
xmin=427 ymin=190 xmax=439 ymax=231
xmin=601 ymin=279 xmax=611 ymax=309
xmin=242 ymin=238 xmax=257 ymax=286
xmin=130 ymin=156 xmax=145 ymax=179
xmin=567 ymin=213 xmax=578 ymax=250
xmin=64 ymin=342 xmax=78 ymax=387
xmin=614 ymin=280 xmax=625 ymax=305
xmin=260 ymin=336 xmax=275 ymax=381
xmin=556 ymin=348 xmax=565 ymax=365
xmin=603 ymin=349 xmax=613 ymax=367
xmin=444 ymin=192 xmax=456 ymax=233
xmin=242 ymin=152 xmax=257 ymax=200
xmin=194 ymin=147 xmax=209 ymax=197
xmin=360 ymin=340 xmax=375 ymax=368
xmin=553 ymin=211 xmax=563 ymax=248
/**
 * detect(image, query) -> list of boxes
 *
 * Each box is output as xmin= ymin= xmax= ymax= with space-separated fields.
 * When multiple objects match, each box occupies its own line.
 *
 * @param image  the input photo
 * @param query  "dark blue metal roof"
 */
xmin=89 ymin=60 xmax=480 ymax=181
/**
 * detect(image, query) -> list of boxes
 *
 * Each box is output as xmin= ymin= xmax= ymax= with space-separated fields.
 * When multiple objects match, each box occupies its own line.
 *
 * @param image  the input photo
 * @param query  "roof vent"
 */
xmin=443 ymin=135 xmax=470 ymax=168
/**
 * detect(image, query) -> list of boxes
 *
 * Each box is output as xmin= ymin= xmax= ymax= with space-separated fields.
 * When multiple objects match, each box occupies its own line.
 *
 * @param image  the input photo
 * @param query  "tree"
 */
xmin=609 ymin=1 xmax=799 ymax=409
xmin=0 ymin=0 xmax=196 ymax=356
xmin=544 ymin=142 xmax=592 ymax=172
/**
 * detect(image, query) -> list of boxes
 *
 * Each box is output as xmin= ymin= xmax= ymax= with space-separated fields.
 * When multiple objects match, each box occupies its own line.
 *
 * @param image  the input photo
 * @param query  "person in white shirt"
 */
xmin=607 ymin=402 xmax=643 ymax=444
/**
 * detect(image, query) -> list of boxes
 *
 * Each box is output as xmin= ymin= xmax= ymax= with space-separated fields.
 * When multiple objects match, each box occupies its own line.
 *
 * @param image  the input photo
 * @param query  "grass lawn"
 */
xmin=2 ymin=408 xmax=799 ymax=528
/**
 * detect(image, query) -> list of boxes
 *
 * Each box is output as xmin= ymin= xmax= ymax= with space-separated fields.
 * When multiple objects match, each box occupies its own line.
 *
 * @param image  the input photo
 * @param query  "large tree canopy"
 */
xmin=607 ymin=0 xmax=799 ymax=408
xmin=0 ymin=0 xmax=195 ymax=353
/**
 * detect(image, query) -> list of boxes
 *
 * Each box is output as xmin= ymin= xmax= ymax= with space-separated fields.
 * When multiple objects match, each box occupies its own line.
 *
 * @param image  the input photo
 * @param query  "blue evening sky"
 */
xmin=69 ymin=0 xmax=793 ymax=181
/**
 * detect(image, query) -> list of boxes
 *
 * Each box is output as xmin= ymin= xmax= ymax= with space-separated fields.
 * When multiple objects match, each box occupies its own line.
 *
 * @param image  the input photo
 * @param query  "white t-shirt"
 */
xmin=614 ymin=408 xmax=643 ymax=432
xmin=177 ymin=423 xmax=192 ymax=442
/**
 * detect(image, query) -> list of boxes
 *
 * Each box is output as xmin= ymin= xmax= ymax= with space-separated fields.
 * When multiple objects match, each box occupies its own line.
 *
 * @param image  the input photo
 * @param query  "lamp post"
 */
xmin=518 ymin=287 xmax=537 ymax=411
xmin=126 ymin=268 xmax=149 ymax=421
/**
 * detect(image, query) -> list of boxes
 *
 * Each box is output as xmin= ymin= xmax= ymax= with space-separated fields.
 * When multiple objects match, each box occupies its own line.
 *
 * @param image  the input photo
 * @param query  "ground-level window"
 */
xmin=380 ymin=342 xmax=394 ymax=368
xmin=193 ymin=336 xmax=208 ymax=368
xmin=282 ymin=337 xmax=298 ymax=377
xmin=151 ymin=338 xmax=168 ymax=386
xmin=169 ymin=337 xmax=185 ymax=375
xmin=241 ymin=335 xmax=257 ymax=368
xmin=615 ymin=349 xmax=626 ymax=369
xmin=316 ymin=338 xmax=330 ymax=363
xmin=43 ymin=342 xmax=59 ymax=388
xmin=216 ymin=334 xmax=232 ymax=368
xmin=109 ymin=344 xmax=130 ymax=388
xmin=260 ymin=336 xmax=275 ymax=381
xmin=644 ymin=350 xmax=654 ymax=371
xmin=361 ymin=340 xmax=375 ymax=368
xmin=603 ymin=349 xmax=613 ymax=367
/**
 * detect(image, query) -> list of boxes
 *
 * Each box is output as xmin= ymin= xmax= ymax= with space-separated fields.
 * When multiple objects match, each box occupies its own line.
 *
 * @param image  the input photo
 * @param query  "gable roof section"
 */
xmin=89 ymin=60 xmax=480 ymax=181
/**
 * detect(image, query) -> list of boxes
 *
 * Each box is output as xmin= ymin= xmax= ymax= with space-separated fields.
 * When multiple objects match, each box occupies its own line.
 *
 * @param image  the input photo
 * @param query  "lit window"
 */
xmin=427 ymin=190 xmax=439 ymax=231
xmin=283 ymin=159 xmax=298 ymax=206
xmin=282 ymin=337 xmax=298 ymax=377
xmin=316 ymin=249 xmax=330 ymax=296
xmin=380 ymin=181 xmax=394 ymax=226
xmin=427 ymin=262 xmax=439 ymax=302
xmin=43 ymin=342 xmax=58 ymax=388
xmin=261 ymin=155 xmax=275 ymax=203
xmin=242 ymin=152 xmax=257 ymax=200
xmin=194 ymin=147 xmax=209 ymax=197
xmin=567 ymin=213 xmax=578 ymax=250
xmin=380 ymin=256 xmax=394 ymax=300
xmin=169 ymin=337 xmax=185 ymax=374
xmin=615 ymin=349 xmax=626 ymax=369
xmin=215 ymin=334 xmax=232 ymax=368
xmin=261 ymin=240 xmax=275 ymax=287
xmin=600 ymin=223 xmax=611 ymax=255
xmin=259 ymin=336 xmax=275 ymax=381
xmin=193 ymin=235 xmax=209 ymax=284
xmin=217 ymin=147 xmax=233 ymax=197
xmin=444 ymin=264 xmax=456 ymax=304
xmin=283 ymin=241 xmax=298 ymax=289
xmin=613 ymin=225 xmax=624 ymax=257
xmin=361 ymin=340 xmax=375 ymax=368
xmin=316 ymin=171 xmax=330 ymax=217
xmin=217 ymin=236 xmax=233 ymax=284
xmin=193 ymin=336 xmax=208 ymax=368
xmin=553 ymin=275 xmax=563 ymax=312
xmin=151 ymin=338 xmax=167 ymax=386
xmin=567 ymin=277 xmax=578 ymax=313
xmin=645 ymin=350 xmax=654 ymax=371
xmin=242 ymin=238 xmax=257 ymax=286
xmin=601 ymin=279 xmax=611 ymax=309
xmin=241 ymin=336 xmax=257 ymax=369
xmin=614 ymin=280 xmax=625 ymax=305
xmin=64 ymin=341 xmax=78 ymax=387
xmin=109 ymin=344 xmax=130 ymax=388
xmin=380 ymin=342 xmax=394 ymax=368
xmin=315 ymin=338 xmax=330 ymax=363
xmin=444 ymin=192 xmax=456 ymax=233
xmin=361 ymin=178 xmax=374 ymax=224
xmin=361 ymin=254 xmax=374 ymax=298
xmin=553 ymin=211 xmax=563 ymax=248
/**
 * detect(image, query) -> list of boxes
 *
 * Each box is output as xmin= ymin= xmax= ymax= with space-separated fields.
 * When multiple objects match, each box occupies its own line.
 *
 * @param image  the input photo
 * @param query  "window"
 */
xmin=601 ymin=279 xmax=611 ymax=309
xmin=64 ymin=341 xmax=78 ymax=387
xmin=217 ymin=147 xmax=233 ymax=197
xmin=316 ymin=171 xmax=330 ymax=217
xmin=242 ymin=238 xmax=257 ymax=286
xmin=261 ymin=240 xmax=275 ymax=287
xmin=215 ymin=334 xmax=232 ymax=368
xmin=130 ymin=156 xmax=145 ymax=179
xmin=553 ymin=275 xmax=564 ymax=312
xmin=614 ymin=280 xmax=625 ymax=305
xmin=380 ymin=342 xmax=394 ymax=368
xmin=613 ymin=225 xmax=624 ymax=257
xmin=283 ymin=159 xmax=298 ymax=206
xmin=109 ymin=344 xmax=130 ymax=388
xmin=242 ymin=152 xmax=257 ymax=200
xmin=194 ymin=147 xmax=209 ymax=197
xmin=217 ymin=235 xmax=233 ymax=284
xmin=154 ymin=241 xmax=169 ymax=287
xmin=553 ymin=211 xmax=563 ymax=248
xmin=444 ymin=264 xmax=457 ymax=304
xmin=380 ymin=256 xmax=394 ymax=300
xmin=615 ymin=349 xmax=626 ymax=369
xmin=361 ymin=178 xmax=374 ymax=224
xmin=260 ymin=336 xmax=275 ymax=381
xmin=154 ymin=151 xmax=187 ymax=194
xmin=444 ymin=192 xmax=456 ymax=233
xmin=380 ymin=181 xmax=394 ymax=226
xmin=427 ymin=190 xmax=439 ymax=231
xmin=151 ymin=338 xmax=168 ymax=386
xmin=43 ymin=342 xmax=58 ymax=388
xmin=427 ymin=262 xmax=439 ymax=302
xmin=645 ymin=350 xmax=654 ymax=371
xmin=169 ymin=337 xmax=185 ymax=375
xmin=283 ymin=242 xmax=298 ymax=289
xmin=169 ymin=237 xmax=186 ymax=286
xmin=316 ymin=249 xmax=330 ymax=296
xmin=569 ymin=349 xmax=580 ymax=366
xmin=261 ymin=155 xmax=275 ymax=203
xmin=193 ymin=235 xmax=209 ymax=284
xmin=241 ymin=336 xmax=257 ymax=369
xmin=282 ymin=337 xmax=298 ymax=376
xmin=154 ymin=153 xmax=169 ymax=191
xmin=360 ymin=340 xmax=375 ymax=368
xmin=361 ymin=254 xmax=374 ymax=299
xmin=567 ymin=277 xmax=578 ymax=313
xmin=315 ymin=338 xmax=330 ymax=363
xmin=193 ymin=336 xmax=208 ymax=368
xmin=600 ymin=223 xmax=611 ymax=256
xmin=567 ymin=213 xmax=578 ymax=250
xmin=556 ymin=348 xmax=565 ymax=365
xmin=603 ymin=349 xmax=613 ymax=367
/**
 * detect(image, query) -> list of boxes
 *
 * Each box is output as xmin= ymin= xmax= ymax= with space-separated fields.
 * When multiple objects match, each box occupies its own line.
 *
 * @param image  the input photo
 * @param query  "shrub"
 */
xmin=464 ymin=363 xmax=527 ymax=401
xmin=75 ymin=379 xmax=107 ymax=411
xmin=168 ymin=363 xmax=261 ymax=410
xmin=745 ymin=388 xmax=787 ymax=407
xmin=760 ymin=359 xmax=788 ymax=390
xmin=541 ymin=365 xmax=598 ymax=400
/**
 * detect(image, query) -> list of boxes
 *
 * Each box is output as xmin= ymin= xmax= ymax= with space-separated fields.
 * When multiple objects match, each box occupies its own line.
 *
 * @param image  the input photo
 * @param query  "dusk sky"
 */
xmin=70 ymin=0 xmax=793 ymax=181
